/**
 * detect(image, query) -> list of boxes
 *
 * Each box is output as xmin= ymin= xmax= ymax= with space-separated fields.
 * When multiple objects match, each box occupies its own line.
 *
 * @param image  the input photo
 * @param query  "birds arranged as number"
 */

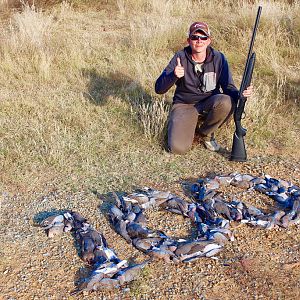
xmin=40 ymin=172 xmax=300 ymax=294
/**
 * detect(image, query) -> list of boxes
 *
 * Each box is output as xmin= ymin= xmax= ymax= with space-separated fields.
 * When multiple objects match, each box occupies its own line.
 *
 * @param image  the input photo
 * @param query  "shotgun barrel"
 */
xmin=230 ymin=6 xmax=262 ymax=162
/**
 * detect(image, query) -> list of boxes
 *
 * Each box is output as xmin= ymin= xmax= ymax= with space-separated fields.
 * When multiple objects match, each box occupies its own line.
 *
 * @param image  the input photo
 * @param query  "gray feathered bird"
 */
xmin=114 ymin=260 xmax=149 ymax=285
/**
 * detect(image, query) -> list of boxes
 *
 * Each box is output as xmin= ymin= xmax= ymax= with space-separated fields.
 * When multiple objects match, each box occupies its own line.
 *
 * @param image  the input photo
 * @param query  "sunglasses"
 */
xmin=190 ymin=35 xmax=209 ymax=41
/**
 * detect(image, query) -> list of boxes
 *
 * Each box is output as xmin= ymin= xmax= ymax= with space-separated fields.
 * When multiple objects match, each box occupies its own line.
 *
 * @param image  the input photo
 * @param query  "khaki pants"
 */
xmin=168 ymin=94 xmax=234 ymax=154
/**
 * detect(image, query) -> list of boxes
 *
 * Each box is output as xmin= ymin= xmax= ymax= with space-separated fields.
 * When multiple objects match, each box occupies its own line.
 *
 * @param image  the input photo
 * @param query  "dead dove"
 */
xmin=134 ymin=212 xmax=147 ymax=226
xmin=109 ymin=205 xmax=124 ymax=220
xmin=41 ymin=214 xmax=64 ymax=230
xmin=250 ymin=177 xmax=266 ymax=185
xmin=125 ymin=193 xmax=149 ymax=205
xmin=112 ymin=218 xmax=131 ymax=243
xmin=212 ymin=198 xmax=232 ymax=220
xmin=204 ymin=178 xmax=220 ymax=190
xmin=161 ymin=197 xmax=189 ymax=216
xmin=254 ymin=184 xmax=269 ymax=194
xmin=132 ymin=238 xmax=153 ymax=252
xmin=265 ymin=210 xmax=286 ymax=230
xmin=125 ymin=211 xmax=136 ymax=222
xmin=81 ymin=236 xmax=96 ymax=263
xmin=114 ymin=260 xmax=149 ymax=285
xmin=209 ymin=228 xmax=234 ymax=241
xmin=175 ymin=240 xmax=212 ymax=256
xmin=126 ymin=222 xmax=149 ymax=239
xmin=93 ymin=278 xmax=120 ymax=290
xmin=281 ymin=211 xmax=296 ymax=228
xmin=244 ymin=203 xmax=263 ymax=218
xmin=180 ymin=243 xmax=222 ymax=262
xmin=112 ymin=192 xmax=129 ymax=212
xmin=148 ymin=248 xmax=175 ymax=263
xmin=215 ymin=175 xmax=233 ymax=186
xmin=47 ymin=223 xmax=65 ymax=238
xmin=208 ymin=231 xmax=228 ymax=246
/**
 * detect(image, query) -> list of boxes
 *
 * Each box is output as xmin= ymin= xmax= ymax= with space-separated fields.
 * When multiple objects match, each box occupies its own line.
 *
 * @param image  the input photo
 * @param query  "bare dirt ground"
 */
xmin=1 ymin=148 xmax=300 ymax=300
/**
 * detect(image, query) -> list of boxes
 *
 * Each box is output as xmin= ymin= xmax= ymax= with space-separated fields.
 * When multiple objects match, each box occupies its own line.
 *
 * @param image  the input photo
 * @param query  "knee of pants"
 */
xmin=218 ymin=95 xmax=233 ymax=114
xmin=168 ymin=141 xmax=191 ymax=155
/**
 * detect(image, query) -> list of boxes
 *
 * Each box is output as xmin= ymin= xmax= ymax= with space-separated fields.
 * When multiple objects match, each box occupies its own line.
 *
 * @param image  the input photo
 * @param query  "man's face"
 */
xmin=187 ymin=31 xmax=211 ymax=54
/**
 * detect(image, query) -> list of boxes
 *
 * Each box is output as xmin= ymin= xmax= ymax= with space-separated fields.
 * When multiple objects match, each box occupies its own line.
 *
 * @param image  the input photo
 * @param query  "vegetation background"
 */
xmin=0 ymin=0 xmax=299 ymax=299
xmin=0 ymin=0 xmax=299 ymax=193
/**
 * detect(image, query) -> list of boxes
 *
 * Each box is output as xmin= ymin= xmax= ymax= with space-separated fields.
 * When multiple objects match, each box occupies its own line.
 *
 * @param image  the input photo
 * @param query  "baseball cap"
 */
xmin=189 ymin=22 xmax=211 ymax=37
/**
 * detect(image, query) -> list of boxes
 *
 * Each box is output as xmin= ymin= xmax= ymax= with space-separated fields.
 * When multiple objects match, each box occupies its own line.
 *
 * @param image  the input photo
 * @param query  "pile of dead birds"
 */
xmin=40 ymin=211 xmax=149 ymax=293
xmin=40 ymin=173 xmax=300 ymax=293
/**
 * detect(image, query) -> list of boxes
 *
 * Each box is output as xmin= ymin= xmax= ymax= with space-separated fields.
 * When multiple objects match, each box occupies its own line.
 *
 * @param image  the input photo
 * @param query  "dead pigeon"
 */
xmin=215 ymin=175 xmax=233 ymax=186
xmin=180 ymin=243 xmax=222 ymax=262
xmin=204 ymin=178 xmax=220 ymax=190
xmin=112 ymin=218 xmax=131 ymax=243
xmin=114 ymin=260 xmax=149 ymax=285
xmin=93 ymin=278 xmax=120 ymax=290
xmin=281 ymin=211 xmax=296 ymax=228
xmin=134 ymin=212 xmax=147 ymax=226
xmin=132 ymin=238 xmax=152 ymax=252
xmin=109 ymin=205 xmax=124 ymax=220
xmin=265 ymin=210 xmax=286 ymax=230
xmin=81 ymin=236 xmax=96 ymax=263
xmin=175 ymin=240 xmax=211 ymax=256
xmin=208 ymin=231 xmax=228 ymax=246
xmin=125 ymin=211 xmax=136 ymax=222
xmin=126 ymin=222 xmax=149 ymax=239
xmin=125 ymin=193 xmax=149 ymax=205
xmin=212 ymin=198 xmax=232 ymax=220
xmin=148 ymin=248 xmax=175 ymax=263
xmin=47 ymin=223 xmax=65 ymax=238
xmin=41 ymin=214 xmax=64 ymax=229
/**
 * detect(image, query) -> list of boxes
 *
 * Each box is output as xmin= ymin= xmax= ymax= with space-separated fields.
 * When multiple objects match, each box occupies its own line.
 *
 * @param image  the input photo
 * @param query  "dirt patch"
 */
xmin=1 ymin=152 xmax=300 ymax=300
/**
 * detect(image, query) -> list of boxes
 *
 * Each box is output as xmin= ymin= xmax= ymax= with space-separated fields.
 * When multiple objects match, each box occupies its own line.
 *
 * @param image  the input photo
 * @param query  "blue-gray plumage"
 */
xmin=212 ymin=198 xmax=232 ymax=221
xmin=132 ymin=238 xmax=153 ymax=252
xmin=109 ymin=205 xmax=124 ymax=220
xmin=113 ymin=260 xmax=149 ymax=285
xmin=250 ymin=177 xmax=266 ymax=185
xmin=113 ymin=219 xmax=131 ymax=243
xmin=266 ymin=192 xmax=291 ymax=208
xmin=126 ymin=222 xmax=149 ymax=239
xmin=125 ymin=211 xmax=136 ymax=222
xmin=254 ymin=184 xmax=269 ymax=193
xmin=148 ymin=248 xmax=175 ymax=263
xmin=162 ymin=197 xmax=189 ymax=216
xmin=208 ymin=231 xmax=228 ymax=246
xmin=82 ymin=237 xmax=95 ymax=264
xmin=94 ymin=278 xmax=120 ymax=290
xmin=215 ymin=175 xmax=233 ymax=186
xmin=281 ymin=211 xmax=294 ymax=228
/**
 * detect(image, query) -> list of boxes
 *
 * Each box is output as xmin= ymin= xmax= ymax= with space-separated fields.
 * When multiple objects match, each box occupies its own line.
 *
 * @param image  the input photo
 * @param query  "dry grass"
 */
xmin=0 ymin=0 xmax=299 ymax=192
xmin=0 ymin=2 xmax=300 ymax=300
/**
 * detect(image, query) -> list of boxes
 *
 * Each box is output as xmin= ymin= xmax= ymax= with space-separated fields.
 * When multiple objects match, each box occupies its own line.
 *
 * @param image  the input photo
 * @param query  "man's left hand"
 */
xmin=242 ymin=85 xmax=253 ymax=98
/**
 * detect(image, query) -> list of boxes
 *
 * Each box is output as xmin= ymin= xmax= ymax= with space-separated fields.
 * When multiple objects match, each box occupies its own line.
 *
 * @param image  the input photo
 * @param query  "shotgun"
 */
xmin=230 ymin=6 xmax=262 ymax=162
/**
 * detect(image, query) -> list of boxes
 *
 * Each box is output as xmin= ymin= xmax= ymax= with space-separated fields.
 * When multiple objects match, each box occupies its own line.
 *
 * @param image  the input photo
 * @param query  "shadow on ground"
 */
xmin=81 ymin=68 xmax=153 ymax=106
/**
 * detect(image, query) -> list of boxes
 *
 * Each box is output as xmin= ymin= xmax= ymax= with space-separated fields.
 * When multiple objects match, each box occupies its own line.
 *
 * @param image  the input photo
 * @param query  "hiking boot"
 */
xmin=201 ymin=135 xmax=221 ymax=152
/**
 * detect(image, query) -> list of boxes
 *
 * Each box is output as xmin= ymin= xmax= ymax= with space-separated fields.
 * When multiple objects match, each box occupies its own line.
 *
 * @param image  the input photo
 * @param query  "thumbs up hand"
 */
xmin=174 ymin=57 xmax=184 ymax=79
